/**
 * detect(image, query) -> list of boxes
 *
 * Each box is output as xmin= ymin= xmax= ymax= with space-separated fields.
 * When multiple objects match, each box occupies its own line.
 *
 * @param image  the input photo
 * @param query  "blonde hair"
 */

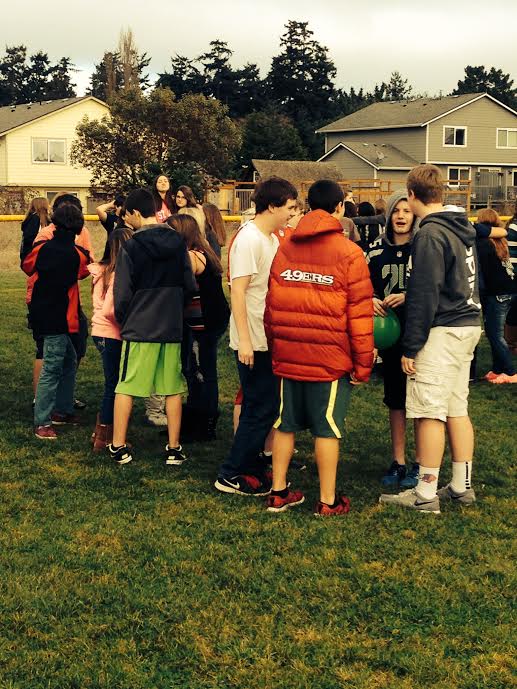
xmin=25 ymin=197 xmax=50 ymax=227
xmin=407 ymin=164 xmax=444 ymax=204
xmin=179 ymin=206 xmax=206 ymax=236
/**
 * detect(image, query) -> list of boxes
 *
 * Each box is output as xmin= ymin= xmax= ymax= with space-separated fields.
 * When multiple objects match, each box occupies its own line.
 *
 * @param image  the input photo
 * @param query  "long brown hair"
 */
xmin=203 ymin=202 xmax=227 ymax=247
xmin=176 ymin=185 xmax=197 ymax=208
xmin=166 ymin=214 xmax=222 ymax=275
xmin=25 ymin=197 xmax=50 ymax=227
xmin=99 ymin=226 xmax=134 ymax=294
xmin=477 ymin=208 xmax=510 ymax=261
xmin=151 ymin=174 xmax=175 ymax=215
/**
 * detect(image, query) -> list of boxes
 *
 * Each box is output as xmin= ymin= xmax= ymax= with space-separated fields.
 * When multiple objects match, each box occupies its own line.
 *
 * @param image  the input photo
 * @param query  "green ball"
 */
xmin=374 ymin=308 xmax=401 ymax=349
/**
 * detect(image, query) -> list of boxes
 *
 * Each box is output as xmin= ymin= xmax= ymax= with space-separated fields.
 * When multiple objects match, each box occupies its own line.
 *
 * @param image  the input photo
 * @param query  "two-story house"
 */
xmin=317 ymin=92 xmax=517 ymax=206
xmin=0 ymin=96 xmax=109 ymax=211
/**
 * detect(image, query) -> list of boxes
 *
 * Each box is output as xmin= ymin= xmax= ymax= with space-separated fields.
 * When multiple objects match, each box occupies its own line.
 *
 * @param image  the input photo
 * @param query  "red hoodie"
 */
xmin=265 ymin=209 xmax=374 ymax=382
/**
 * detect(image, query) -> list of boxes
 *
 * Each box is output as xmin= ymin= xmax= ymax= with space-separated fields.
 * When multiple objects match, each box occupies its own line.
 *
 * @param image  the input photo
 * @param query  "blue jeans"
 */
xmin=182 ymin=327 xmax=226 ymax=416
xmin=482 ymin=294 xmax=516 ymax=375
xmin=34 ymin=334 xmax=77 ymax=426
xmin=218 ymin=351 xmax=279 ymax=480
xmin=93 ymin=336 xmax=123 ymax=424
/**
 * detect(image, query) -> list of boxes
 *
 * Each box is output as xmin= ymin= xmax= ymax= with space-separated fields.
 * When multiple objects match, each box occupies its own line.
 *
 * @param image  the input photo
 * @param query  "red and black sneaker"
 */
xmin=214 ymin=474 xmax=272 ymax=496
xmin=266 ymin=490 xmax=305 ymax=513
xmin=51 ymin=413 xmax=81 ymax=425
xmin=314 ymin=495 xmax=351 ymax=516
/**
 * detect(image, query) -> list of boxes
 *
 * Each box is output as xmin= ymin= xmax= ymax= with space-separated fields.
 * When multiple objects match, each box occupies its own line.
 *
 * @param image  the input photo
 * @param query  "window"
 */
xmin=45 ymin=190 xmax=78 ymax=204
xmin=443 ymin=126 xmax=467 ymax=147
xmin=496 ymin=128 xmax=517 ymax=149
xmin=510 ymin=170 xmax=517 ymax=187
xmin=32 ymin=138 xmax=66 ymax=163
xmin=448 ymin=167 xmax=470 ymax=187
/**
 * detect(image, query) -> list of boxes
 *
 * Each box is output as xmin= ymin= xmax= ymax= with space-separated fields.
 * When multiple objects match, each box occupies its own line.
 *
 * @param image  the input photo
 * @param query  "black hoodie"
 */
xmin=402 ymin=211 xmax=481 ymax=358
xmin=114 ymin=223 xmax=196 ymax=343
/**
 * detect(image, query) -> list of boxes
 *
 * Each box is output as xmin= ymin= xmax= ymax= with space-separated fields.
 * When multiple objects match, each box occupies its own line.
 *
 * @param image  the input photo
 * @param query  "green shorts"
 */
xmin=273 ymin=376 xmax=352 ymax=439
xmin=115 ymin=342 xmax=186 ymax=398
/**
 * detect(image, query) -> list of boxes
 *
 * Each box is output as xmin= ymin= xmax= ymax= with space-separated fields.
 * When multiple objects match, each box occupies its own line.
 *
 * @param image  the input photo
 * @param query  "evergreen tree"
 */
xmin=453 ymin=65 xmax=517 ymax=108
xmin=48 ymin=58 xmax=76 ymax=99
xmin=156 ymin=55 xmax=205 ymax=98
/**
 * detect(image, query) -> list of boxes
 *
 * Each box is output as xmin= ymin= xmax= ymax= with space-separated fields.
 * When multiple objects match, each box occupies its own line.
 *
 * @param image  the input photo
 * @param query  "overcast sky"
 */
xmin=3 ymin=0 xmax=517 ymax=98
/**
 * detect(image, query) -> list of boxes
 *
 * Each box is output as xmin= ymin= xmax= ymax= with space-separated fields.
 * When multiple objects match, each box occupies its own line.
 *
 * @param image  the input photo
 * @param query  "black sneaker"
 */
xmin=165 ymin=444 xmax=188 ymax=466
xmin=381 ymin=460 xmax=406 ymax=488
xmin=214 ymin=474 xmax=272 ymax=496
xmin=74 ymin=398 xmax=87 ymax=410
xmin=108 ymin=443 xmax=133 ymax=465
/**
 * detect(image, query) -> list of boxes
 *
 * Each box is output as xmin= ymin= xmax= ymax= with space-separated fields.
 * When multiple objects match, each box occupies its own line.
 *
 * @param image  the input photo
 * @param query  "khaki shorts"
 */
xmin=406 ymin=325 xmax=481 ymax=422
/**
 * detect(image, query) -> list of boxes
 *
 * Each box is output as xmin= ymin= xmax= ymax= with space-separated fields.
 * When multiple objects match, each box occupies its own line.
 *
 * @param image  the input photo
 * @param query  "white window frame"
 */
xmin=511 ymin=169 xmax=517 ymax=187
xmin=45 ymin=190 xmax=79 ymax=204
xmin=447 ymin=166 xmax=471 ymax=188
xmin=496 ymin=128 xmax=517 ymax=149
xmin=32 ymin=138 xmax=66 ymax=164
xmin=443 ymin=125 xmax=467 ymax=148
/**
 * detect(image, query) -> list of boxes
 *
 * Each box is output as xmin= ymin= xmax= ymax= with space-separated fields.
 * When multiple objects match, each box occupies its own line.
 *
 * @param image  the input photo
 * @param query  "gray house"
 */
xmin=317 ymin=93 xmax=517 ymax=206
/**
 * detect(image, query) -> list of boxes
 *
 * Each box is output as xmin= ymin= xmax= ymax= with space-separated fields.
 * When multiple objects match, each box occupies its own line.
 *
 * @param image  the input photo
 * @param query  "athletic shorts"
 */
xmin=115 ymin=342 xmax=186 ymax=398
xmin=33 ymin=309 xmax=88 ymax=360
xmin=406 ymin=325 xmax=481 ymax=422
xmin=273 ymin=376 xmax=352 ymax=439
xmin=380 ymin=343 xmax=406 ymax=410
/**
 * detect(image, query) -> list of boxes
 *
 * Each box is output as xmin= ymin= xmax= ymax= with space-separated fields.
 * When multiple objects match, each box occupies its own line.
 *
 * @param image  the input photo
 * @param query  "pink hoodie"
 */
xmin=88 ymin=263 xmax=121 ymax=340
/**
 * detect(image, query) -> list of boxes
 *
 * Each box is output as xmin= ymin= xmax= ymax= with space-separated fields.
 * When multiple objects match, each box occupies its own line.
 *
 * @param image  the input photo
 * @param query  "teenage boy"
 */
xmin=380 ymin=164 xmax=482 ymax=514
xmin=264 ymin=180 xmax=374 ymax=515
xmin=215 ymin=177 xmax=298 ymax=495
xmin=108 ymin=188 xmax=196 ymax=466
xmin=22 ymin=204 xmax=91 ymax=439
xmin=365 ymin=190 xmax=419 ymax=489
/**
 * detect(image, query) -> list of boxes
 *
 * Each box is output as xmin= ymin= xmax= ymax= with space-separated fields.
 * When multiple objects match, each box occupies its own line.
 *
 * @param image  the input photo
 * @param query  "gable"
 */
xmin=0 ymin=97 xmax=108 ymax=137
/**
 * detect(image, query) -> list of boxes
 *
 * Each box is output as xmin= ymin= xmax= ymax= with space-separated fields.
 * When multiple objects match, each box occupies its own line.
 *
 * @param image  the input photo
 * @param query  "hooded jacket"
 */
xmin=264 ymin=209 xmax=374 ymax=382
xmin=113 ymin=223 xmax=196 ymax=343
xmin=365 ymin=189 xmax=417 ymax=334
xmin=402 ymin=211 xmax=481 ymax=358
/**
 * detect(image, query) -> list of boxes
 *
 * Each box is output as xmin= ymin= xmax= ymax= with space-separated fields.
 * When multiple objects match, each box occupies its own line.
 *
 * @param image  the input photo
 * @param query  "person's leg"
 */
xmin=33 ymin=358 xmax=43 ymax=396
xmin=271 ymin=431 xmax=295 ymax=491
xmin=195 ymin=330 xmax=221 ymax=417
xmin=233 ymin=404 xmax=241 ymax=434
xmin=112 ymin=394 xmax=133 ymax=446
xmin=389 ymin=409 xmax=407 ymax=463
xmin=98 ymin=338 xmax=123 ymax=425
xmin=54 ymin=336 xmax=77 ymax=415
xmin=34 ymin=335 xmax=67 ymax=427
xmin=483 ymin=295 xmax=515 ymax=375
xmin=166 ymin=394 xmax=182 ymax=447
xmin=314 ymin=437 xmax=340 ymax=505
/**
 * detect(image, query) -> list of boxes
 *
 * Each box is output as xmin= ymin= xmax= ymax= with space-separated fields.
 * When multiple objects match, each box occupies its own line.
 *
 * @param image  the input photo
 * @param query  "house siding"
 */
xmin=377 ymin=170 xmax=410 ymax=186
xmin=325 ymin=128 xmax=426 ymax=162
xmin=0 ymin=137 xmax=7 ymax=185
xmin=428 ymin=97 xmax=517 ymax=164
xmin=5 ymin=99 xmax=109 ymax=187
xmin=322 ymin=146 xmax=376 ymax=178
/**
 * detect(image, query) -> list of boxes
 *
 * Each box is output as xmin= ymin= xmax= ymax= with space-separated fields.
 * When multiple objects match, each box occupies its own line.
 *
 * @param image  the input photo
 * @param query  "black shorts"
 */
xmin=33 ymin=309 xmax=89 ymax=360
xmin=380 ymin=343 xmax=406 ymax=410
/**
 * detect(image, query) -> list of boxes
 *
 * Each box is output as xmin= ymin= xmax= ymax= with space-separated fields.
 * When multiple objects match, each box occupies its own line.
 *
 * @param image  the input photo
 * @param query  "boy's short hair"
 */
xmin=307 ymin=180 xmax=344 ymax=214
xmin=114 ymin=193 xmax=126 ymax=208
xmin=52 ymin=203 xmax=84 ymax=235
xmin=407 ymin=164 xmax=444 ymax=204
xmin=53 ymin=193 xmax=82 ymax=212
xmin=252 ymin=176 xmax=298 ymax=214
xmin=125 ymin=188 xmax=156 ymax=219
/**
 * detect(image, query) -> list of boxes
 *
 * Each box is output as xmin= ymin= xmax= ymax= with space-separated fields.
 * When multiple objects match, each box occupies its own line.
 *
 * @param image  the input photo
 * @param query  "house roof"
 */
xmin=320 ymin=142 xmax=419 ymax=170
xmin=0 ymin=96 xmax=107 ymax=136
xmin=252 ymin=159 xmax=343 ymax=185
xmin=316 ymin=93 xmax=487 ymax=133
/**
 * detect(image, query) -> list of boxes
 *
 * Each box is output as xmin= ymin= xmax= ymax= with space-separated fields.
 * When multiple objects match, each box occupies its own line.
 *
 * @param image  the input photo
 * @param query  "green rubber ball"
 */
xmin=374 ymin=308 xmax=401 ymax=349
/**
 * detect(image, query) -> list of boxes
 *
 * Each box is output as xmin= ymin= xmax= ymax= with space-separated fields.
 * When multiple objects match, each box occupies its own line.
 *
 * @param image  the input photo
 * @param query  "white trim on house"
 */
xmin=31 ymin=137 xmax=66 ymax=165
xmin=422 ymin=94 xmax=485 ymax=126
xmin=496 ymin=127 xmax=517 ymax=149
xmin=447 ymin=166 xmax=471 ymax=187
xmin=443 ymin=125 xmax=467 ymax=148
xmin=429 ymin=160 xmax=517 ymax=166
xmin=318 ymin=142 xmax=377 ymax=168
xmin=425 ymin=124 xmax=429 ymax=162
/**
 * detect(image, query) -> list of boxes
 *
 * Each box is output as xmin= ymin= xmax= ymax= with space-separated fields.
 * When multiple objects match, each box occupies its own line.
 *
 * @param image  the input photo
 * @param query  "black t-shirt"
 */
xmin=101 ymin=212 xmax=118 ymax=234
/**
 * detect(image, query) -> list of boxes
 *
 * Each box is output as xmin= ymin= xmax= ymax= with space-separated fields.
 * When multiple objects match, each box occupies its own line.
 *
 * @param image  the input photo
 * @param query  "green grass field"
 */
xmin=0 ymin=272 xmax=515 ymax=689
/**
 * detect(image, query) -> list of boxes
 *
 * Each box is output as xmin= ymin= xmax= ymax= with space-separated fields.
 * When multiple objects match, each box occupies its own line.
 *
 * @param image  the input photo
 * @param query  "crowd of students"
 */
xmin=20 ymin=164 xmax=516 ymax=516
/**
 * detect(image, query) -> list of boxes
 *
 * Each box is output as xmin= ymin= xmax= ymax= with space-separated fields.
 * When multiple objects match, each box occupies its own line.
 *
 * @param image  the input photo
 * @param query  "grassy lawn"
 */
xmin=0 ymin=271 xmax=515 ymax=689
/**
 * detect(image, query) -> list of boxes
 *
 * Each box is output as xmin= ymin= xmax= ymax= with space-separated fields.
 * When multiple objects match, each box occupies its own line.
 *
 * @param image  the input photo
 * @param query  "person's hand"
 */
xmin=238 ymin=340 xmax=254 ymax=368
xmin=350 ymin=372 xmax=362 ymax=385
xmin=107 ymin=201 xmax=116 ymax=210
xmin=373 ymin=298 xmax=387 ymax=317
xmin=384 ymin=293 xmax=405 ymax=309
xmin=401 ymin=356 xmax=416 ymax=375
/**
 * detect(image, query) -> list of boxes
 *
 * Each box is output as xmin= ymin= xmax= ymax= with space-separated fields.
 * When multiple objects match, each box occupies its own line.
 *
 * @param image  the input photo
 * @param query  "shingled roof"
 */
xmin=317 ymin=93 xmax=486 ymax=133
xmin=0 ymin=96 xmax=106 ymax=136
xmin=320 ymin=142 xmax=419 ymax=169
xmin=252 ymin=159 xmax=343 ymax=185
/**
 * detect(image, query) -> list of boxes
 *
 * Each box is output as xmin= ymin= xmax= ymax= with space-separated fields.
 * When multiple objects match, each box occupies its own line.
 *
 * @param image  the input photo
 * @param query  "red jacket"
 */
xmin=265 ymin=210 xmax=374 ymax=382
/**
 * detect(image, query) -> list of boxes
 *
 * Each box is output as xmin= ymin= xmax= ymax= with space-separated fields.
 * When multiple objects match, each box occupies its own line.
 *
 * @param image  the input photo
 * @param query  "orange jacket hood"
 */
xmin=292 ymin=209 xmax=343 ymax=241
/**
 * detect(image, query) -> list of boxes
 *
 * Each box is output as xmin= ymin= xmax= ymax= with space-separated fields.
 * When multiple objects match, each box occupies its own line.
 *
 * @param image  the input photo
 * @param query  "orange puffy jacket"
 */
xmin=264 ymin=209 xmax=374 ymax=382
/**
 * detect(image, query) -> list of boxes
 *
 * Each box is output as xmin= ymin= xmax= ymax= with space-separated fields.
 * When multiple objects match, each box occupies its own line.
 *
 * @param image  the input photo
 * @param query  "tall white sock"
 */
xmin=450 ymin=461 xmax=472 ymax=493
xmin=416 ymin=465 xmax=440 ymax=500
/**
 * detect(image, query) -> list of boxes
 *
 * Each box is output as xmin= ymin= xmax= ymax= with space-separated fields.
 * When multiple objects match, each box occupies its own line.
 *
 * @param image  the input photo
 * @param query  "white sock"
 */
xmin=450 ymin=461 xmax=472 ymax=493
xmin=416 ymin=465 xmax=440 ymax=500
xmin=262 ymin=450 xmax=272 ymax=457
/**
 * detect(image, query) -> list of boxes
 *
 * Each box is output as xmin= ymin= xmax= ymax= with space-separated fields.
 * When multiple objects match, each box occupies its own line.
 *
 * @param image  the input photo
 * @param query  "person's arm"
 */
xmin=189 ymin=250 xmax=207 ymax=276
xmin=354 ymin=214 xmax=385 ymax=227
xmin=20 ymin=215 xmax=40 ymax=263
xmin=113 ymin=248 xmax=135 ymax=325
xmin=345 ymin=250 xmax=374 ymax=382
xmin=96 ymin=201 xmax=115 ymax=223
xmin=231 ymin=276 xmax=254 ymax=367
xmin=402 ymin=231 xmax=445 ymax=362
xmin=21 ymin=241 xmax=45 ymax=276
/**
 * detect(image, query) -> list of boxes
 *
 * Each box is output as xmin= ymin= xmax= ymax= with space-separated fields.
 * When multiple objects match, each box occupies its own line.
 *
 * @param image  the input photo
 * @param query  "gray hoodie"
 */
xmin=402 ymin=211 xmax=481 ymax=358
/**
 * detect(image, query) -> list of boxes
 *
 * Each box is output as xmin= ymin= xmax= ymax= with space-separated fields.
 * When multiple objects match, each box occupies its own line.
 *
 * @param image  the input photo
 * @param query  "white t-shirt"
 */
xmin=229 ymin=221 xmax=279 ymax=351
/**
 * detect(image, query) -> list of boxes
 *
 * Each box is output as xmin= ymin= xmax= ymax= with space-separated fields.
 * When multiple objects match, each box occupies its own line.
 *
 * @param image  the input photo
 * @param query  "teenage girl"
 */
xmin=20 ymin=197 xmax=50 ymax=262
xmin=89 ymin=227 xmax=134 ymax=450
xmin=152 ymin=175 xmax=175 ymax=223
